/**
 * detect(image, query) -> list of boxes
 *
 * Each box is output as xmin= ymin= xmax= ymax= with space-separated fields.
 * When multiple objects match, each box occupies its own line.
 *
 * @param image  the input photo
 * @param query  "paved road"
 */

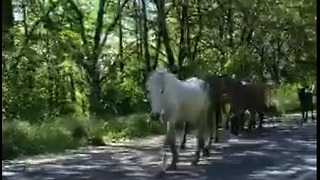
xmin=2 ymin=115 xmax=317 ymax=180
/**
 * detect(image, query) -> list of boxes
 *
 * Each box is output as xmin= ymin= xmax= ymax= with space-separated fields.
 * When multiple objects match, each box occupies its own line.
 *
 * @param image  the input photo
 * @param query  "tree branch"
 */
xmin=99 ymin=0 xmax=130 ymax=55
xmin=66 ymin=0 xmax=91 ymax=71
xmin=93 ymin=0 xmax=107 ymax=52
xmin=16 ymin=0 xmax=61 ymax=59
xmin=67 ymin=0 xmax=88 ymax=46
xmin=190 ymin=0 xmax=203 ymax=62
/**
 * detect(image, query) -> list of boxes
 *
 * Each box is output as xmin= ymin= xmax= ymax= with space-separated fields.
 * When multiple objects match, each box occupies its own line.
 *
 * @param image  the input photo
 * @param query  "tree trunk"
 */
xmin=87 ymin=0 xmax=106 ymax=118
xmin=118 ymin=0 xmax=124 ymax=72
xmin=177 ymin=0 xmax=187 ymax=73
xmin=88 ymin=66 xmax=104 ymax=118
xmin=153 ymin=0 xmax=176 ymax=72
xmin=141 ymin=0 xmax=151 ymax=73
xmin=133 ymin=0 xmax=142 ymax=62
xmin=153 ymin=28 xmax=162 ymax=70
xmin=2 ymin=0 xmax=14 ymax=50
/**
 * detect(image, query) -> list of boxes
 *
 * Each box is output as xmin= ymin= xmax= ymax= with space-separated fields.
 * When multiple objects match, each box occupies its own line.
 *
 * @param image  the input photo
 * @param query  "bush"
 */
xmin=104 ymin=113 xmax=166 ymax=141
xmin=2 ymin=113 xmax=165 ymax=160
xmin=2 ymin=115 xmax=91 ymax=160
xmin=2 ymin=119 xmax=82 ymax=160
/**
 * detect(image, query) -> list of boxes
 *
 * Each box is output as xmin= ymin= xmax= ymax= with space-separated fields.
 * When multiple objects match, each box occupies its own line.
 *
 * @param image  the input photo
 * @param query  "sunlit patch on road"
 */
xmin=2 ymin=114 xmax=317 ymax=180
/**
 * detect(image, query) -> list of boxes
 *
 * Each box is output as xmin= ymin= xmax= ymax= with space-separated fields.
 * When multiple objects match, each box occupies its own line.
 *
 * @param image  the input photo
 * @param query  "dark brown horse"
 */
xmin=298 ymin=86 xmax=315 ymax=123
xmin=220 ymin=76 xmax=273 ymax=132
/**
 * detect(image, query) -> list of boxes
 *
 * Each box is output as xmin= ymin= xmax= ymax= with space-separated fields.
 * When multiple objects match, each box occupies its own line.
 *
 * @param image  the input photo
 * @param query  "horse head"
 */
xmin=146 ymin=67 xmax=176 ymax=117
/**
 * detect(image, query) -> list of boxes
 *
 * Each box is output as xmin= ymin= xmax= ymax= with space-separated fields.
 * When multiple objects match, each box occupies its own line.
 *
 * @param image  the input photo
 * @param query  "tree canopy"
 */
xmin=2 ymin=0 xmax=316 ymax=120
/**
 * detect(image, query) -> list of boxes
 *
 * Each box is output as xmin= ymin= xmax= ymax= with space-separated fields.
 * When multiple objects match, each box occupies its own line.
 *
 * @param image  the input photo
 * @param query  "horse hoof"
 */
xmin=202 ymin=148 xmax=210 ymax=157
xmin=166 ymin=164 xmax=177 ymax=171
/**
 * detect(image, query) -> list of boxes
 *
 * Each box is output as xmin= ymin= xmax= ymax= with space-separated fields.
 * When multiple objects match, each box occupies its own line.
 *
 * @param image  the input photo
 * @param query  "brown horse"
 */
xmin=220 ymin=76 xmax=273 ymax=132
xmin=179 ymin=75 xmax=273 ymax=149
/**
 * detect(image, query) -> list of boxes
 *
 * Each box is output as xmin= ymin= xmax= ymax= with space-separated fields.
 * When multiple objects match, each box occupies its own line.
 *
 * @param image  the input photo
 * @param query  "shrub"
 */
xmin=104 ymin=113 xmax=166 ymax=141
xmin=2 ymin=113 xmax=166 ymax=160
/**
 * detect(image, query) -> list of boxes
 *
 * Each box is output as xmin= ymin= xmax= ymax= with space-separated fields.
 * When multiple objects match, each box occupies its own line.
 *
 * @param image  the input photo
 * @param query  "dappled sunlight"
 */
xmin=232 ymin=151 xmax=268 ymax=157
xmin=3 ymin=116 xmax=317 ymax=180
xmin=249 ymin=164 xmax=316 ymax=179
xmin=201 ymin=122 xmax=317 ymax=180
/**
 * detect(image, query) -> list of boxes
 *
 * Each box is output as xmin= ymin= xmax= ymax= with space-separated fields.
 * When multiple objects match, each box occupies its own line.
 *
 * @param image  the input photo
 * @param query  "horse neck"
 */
xmin=225 ymin=81 xmax=242 ymax=95
xmin=163 ymin=74 xmax=181 ymax=98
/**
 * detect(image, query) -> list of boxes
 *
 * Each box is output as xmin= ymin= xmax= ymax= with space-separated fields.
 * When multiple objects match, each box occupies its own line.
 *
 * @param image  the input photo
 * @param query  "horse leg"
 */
xmin=247 ymin=111 xmax=253 ymax=130
xmin=225 ymin=114 xmax=230 ymax=130
xmin=206 ymin=106 xmax=214 ymax=148
xmin=180 ymin=121 xmax=189 ymax=149
xmin=258 ymin=112 xmax=264 ymax=129
xmin=230 ymin=114 xmax=239 ymax=136
xmin=214 ymin=104 xmax=221 ymax=143
xmin=224 ymin=107 xmax=231 ymax=130
xmin=300 ymin=107 xmax=305 ymax=124
xmin=164 ymin=121 xmax=178 ymax=170
xmin=200 ymin=108 xmax=211 ymax=160
xmin=302 ymin=112 xmax=306 ymax=124
xmin=311 ymin=105 xmax=315 ymax=121
xmin=192 ymin=126 xmax=206 ymax=165
xmin=239 ymin=111 xmax=245 ymax=131
xmin=305 ymin=110 xmax=309 ymax=123
xmin=301 ymin=111 xmax=305 ymax=125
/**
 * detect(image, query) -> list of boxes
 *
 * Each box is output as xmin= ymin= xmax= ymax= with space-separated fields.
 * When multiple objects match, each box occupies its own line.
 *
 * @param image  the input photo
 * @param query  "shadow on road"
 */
xmin=205 ymin=124 xmax=317 ymax=180
xmin=2 ymin=122 xmax=317 ymax=180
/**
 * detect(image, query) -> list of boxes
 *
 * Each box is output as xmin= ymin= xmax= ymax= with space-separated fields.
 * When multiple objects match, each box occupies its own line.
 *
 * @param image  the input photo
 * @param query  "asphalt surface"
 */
xmin=2 ymin=114 xmax=317 ymax=180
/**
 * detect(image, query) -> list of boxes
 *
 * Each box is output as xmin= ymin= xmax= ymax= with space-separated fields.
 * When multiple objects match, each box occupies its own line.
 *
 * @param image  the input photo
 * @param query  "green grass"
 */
xmin=2 ymin=113 xmax=165 ymax=160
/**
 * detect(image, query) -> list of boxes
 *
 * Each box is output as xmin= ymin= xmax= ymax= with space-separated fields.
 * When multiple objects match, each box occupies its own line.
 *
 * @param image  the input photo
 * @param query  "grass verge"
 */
xmin=2 ymin=113 xmax=165 ymax=160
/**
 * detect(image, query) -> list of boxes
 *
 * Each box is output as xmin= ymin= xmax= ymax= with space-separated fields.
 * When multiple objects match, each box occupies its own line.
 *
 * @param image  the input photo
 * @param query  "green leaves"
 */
xmin=2 ymin=0 xmax=316 ymax=124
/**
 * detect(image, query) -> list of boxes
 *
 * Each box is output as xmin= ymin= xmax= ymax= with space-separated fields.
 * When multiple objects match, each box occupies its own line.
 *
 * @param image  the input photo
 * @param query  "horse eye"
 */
xmin=160 ymin=88 xmax=164 ymax=94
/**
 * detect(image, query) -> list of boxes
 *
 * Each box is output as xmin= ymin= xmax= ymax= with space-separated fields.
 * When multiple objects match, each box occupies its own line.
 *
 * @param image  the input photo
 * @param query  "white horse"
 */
xmin=146 ymin=68 xmax=211 ymax=170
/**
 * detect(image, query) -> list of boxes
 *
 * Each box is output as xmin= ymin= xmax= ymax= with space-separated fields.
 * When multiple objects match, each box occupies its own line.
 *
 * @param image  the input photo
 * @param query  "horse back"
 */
xmin=226 ymin=82 xmax=269 ymax=111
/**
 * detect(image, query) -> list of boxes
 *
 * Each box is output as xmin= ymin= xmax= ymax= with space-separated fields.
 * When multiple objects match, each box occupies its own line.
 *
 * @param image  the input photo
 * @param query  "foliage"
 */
xmin=104 ymin=113 xmax=165 ymax=140
xmin=2 ymin=0 xmax=316 ymax=159
xmin=2 ymin=117 xmax=84 ymax=160
xmin=2 ymin=114 xmax=164 ymax=160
